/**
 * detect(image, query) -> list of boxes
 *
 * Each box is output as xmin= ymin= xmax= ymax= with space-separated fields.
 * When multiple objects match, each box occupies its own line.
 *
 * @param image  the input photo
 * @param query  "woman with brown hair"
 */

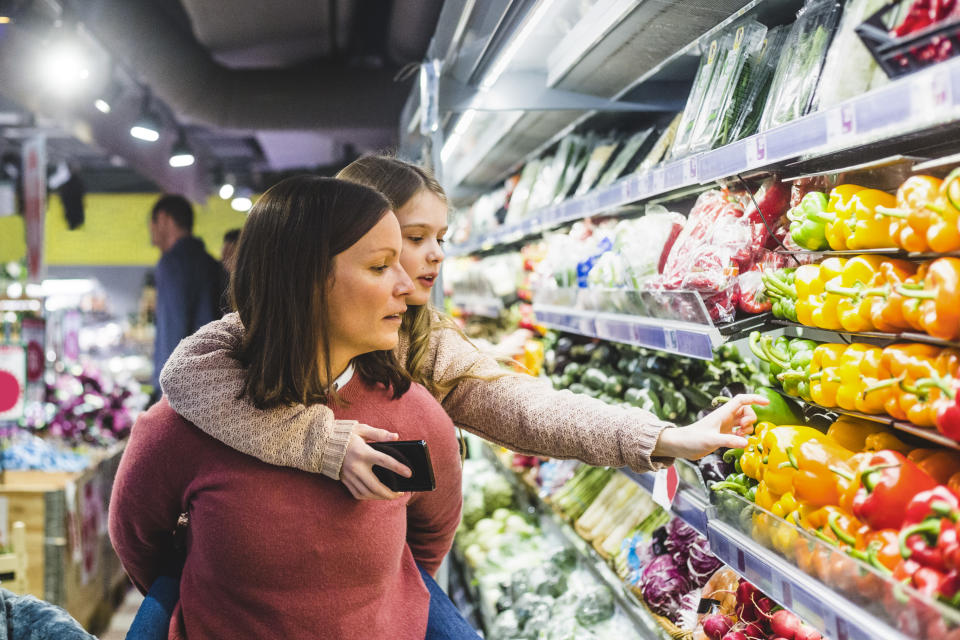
xmin=110 ymin=176 xmax=468 ymax=638
xmin=160 ymin=155 xmax=765 ymax=501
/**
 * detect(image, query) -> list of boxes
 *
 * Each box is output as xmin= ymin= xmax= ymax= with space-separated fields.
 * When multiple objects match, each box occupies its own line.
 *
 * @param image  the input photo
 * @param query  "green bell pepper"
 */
xmin=788 ymin=191 xmax=831 ymax=250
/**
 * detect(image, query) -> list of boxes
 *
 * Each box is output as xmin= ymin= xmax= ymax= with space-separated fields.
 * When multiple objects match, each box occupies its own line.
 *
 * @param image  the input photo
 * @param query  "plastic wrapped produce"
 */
xmin=812 ymin=0 xmax=888 ymax=110
xmin=728 ymin=26 xmax=789 ymax=142
xmin=574 ymin=139 xmax=619 ymax=196
xmin=554 ymin=135 xmax=592 ymax=203
xmin=760 ymin=0 xmax=843 ymax=131
xmin=506 ymin=159 xmax=543 ymax=222
xmin=671 ymin=33 xmax=726 ymax=159
xmin=637 ymin=113 xmax=682 ymax=172
xmin=595 ymin=128 xmax=654 ymax=187
xmin=689 ymin=20 xmax=767 ymax=152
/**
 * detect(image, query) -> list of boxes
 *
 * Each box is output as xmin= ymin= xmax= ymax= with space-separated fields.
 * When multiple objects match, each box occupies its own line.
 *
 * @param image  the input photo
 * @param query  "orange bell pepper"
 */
xmin=911 ymin=450 xmax=960 ymax=484
xmin=898 ymin=257 xmax=960 ymax=342
xmin=877 ymin=175 xmax=942 ymax=252
xmin=856 ymin=348 xmax=898 ymax=414
xmin=869 ymin=259 xmax=918 ymax=333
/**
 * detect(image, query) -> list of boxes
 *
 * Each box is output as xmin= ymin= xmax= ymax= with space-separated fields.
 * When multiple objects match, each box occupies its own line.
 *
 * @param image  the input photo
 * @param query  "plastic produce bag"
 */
xmin=575 ymin=139 xmax=619 ymax=196
xmin=554 ymin=135 xmax=591 ymax=203
xmin=670 ymin=33 xmax=725 ymax=159
xmin=506 ymin=159 xmax=543 ymax=222
xmin=595 ymin=128 xmax=654 ymax=187
xmin=637 ymin=113 xmax=682 ymax=172
xmin=689 ymin=20 xmax=767 ymax=152
xmin=760 ymin=0 xmax=843 ymax=131
xmin=812 ymin=0 xmax=889 ymax=110
xmin=728 ymin=26 xmax=789 ymax=142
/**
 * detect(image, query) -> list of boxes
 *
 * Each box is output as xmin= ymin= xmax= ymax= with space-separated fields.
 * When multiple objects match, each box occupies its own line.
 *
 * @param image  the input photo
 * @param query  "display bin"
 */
xmin=710 ymin=487 xmax=960 ymax=640
xmin=0 ymin=442 xmax=127 ymax=632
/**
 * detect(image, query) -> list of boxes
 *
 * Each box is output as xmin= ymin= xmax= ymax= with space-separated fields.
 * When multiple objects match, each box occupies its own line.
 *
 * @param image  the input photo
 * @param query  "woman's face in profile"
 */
xmin=326 ymin=212 xmax=414 ymax=361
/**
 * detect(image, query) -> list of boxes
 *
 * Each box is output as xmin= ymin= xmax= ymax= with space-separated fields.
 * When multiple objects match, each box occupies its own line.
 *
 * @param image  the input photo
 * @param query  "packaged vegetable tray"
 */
xmin=855 ymin=0 xmax=960 ymax=78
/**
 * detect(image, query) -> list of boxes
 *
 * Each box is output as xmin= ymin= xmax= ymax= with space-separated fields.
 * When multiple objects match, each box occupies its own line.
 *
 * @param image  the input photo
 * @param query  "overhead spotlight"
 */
xmin=218 ymin=171 xmax=235 ymax=199
xmin=38 ymin=39 xmax=89 ymax=97
xmin=231 ymin=196 xmax=252 ymax=212
xmin=130 ymin=91 xmax=160 ymax=142
xmin=168 ymin=129 xmax=194 ymax=167
xmin=94 ymin=99 xmax=110 ymax=113
xmin=94 ymin=82 xmax=121 ymax=114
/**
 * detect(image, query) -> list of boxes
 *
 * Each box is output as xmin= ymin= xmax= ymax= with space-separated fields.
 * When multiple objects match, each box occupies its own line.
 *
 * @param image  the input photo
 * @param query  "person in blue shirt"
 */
xmin=148 ymin=194 xmax=226 ymax=403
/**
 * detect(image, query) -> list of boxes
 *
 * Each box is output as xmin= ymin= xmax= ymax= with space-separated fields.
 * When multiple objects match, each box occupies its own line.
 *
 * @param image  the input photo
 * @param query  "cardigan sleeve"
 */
xmin=429 ymin=327 xmax=676 ymax=473
xmin=158 ymin=313 xmax=353 ymax=478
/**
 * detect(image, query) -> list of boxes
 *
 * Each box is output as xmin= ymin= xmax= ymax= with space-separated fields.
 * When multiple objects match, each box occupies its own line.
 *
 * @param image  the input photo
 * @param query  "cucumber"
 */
xmin=581 ymin=367 xmax=610 ymax=391
xmin=624 ymin=387 xmax=661 ymax=416
xmin=563 ymin=362 xmax=584 ymax=380
xmin=603 ymin=375 xmax=625 ymax=397
xmin=568 ymin=383 xmax=589 ymax=396
xmin=628 ymin=372 xmax=673 ymax=396
xmin=659 ymin=388 xmax=688 ymax=421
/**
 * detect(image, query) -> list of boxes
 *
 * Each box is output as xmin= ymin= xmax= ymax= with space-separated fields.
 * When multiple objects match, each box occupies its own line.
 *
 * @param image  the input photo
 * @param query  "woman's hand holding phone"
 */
xmin=341 ymin=424 xmax=412 ymax=500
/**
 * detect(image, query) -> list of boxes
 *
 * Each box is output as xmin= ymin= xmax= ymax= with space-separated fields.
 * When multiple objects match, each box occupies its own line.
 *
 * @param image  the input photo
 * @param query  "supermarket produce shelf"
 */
xmin=773 ymin=318 xmax=960 ymax=350
xmin=451 ymin=295 xmax=504 ymax=319
xmin=769 ymin=386 xmax=960 ymax=451
xmin=705 ymin=518 xmax=911 ymax=640
xmin=621 ymin=470 xmax=709 ymax=536
xmin=448 ymin=56 xmax=960 ymax=260
xmin=483 ymin=447 xmax=672 ymax=640
xmin=532 ymin=303 xmax=721 ymax=361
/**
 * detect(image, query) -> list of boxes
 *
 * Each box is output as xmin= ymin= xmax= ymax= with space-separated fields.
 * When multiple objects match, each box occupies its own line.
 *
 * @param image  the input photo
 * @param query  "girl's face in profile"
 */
xmin=326 ymin=212 xmax=414 ymax=367
xmin=395 ymin=189 xmax=448 ymax=306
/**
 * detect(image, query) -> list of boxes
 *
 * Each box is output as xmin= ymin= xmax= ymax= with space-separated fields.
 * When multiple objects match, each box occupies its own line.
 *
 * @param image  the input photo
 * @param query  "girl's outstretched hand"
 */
xmin=341 ymin=424 xmax=412 ymax=500
xmin=652 ymin=394 xmax=768 ymax=460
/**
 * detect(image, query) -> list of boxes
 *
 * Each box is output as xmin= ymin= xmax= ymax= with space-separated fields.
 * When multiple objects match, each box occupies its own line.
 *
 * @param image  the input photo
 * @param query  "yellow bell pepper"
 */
xmin=846 ymin=189 xmax=898 ymax=250
xmin=809 ymin=344 xmax=846 ymax=407
xmin=863 ymin=430 xmax=912 ymax=453
xmin=796 ymin=295 xmax=817 ymax=326
xmin=811 ymin=258 xmax=848 ymax=330
xmin=794 ymin=264 xmax=825 ymax=298
xmin=835 ymin=344 xmax=875 ymax=411
xmin=740 ymin=421 xmax=773 ymax=481
xmin=824 ymin=255 xmax=888 ymax=333
xmin=771 ymin=491 xmax=799 ymax=519
xmin=825 ymin=416 xmax=884 ymax=451
xmin=825 ymin=185 xmax=866 ymax=250
xmin=754 ymin=480 xmax=777 ymax=511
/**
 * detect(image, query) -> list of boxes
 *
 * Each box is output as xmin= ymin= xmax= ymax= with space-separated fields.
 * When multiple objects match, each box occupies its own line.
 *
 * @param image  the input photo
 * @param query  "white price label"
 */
xmin=683 ymin=156 xmax=698 ymax=183
xmin=652 ymin=169 xmax=666 ymax=192
xmin=911 ymin=68 xmax=952 ymax=122
xmin=745 ymin=134 xmax=767 ymax=166
xmin=652 ymin=465 xmax=679 ymax=510
xmin=826 ymin=104 xmax=856 ymax=141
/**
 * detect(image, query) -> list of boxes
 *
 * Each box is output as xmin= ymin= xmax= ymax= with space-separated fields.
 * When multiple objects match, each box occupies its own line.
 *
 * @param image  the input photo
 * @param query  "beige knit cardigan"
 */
xmin=159 ymin=313 xmax=674 ymax=479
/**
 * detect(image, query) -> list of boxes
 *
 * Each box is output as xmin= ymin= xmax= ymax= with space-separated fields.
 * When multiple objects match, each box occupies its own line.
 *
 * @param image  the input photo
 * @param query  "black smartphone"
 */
xmin=368 ymin=439 xmax=436 ymax=492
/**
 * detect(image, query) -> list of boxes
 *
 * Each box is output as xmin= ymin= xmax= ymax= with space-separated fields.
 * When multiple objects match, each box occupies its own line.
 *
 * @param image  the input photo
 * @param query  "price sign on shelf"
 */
xmin=652 ymin=465 xmax=679 ymax=510
xmin=683 ymin=156 xmax=698 ymax=183
xmin=826 ymin=104 xmax=856 ymax=142
xmin=911 ymin=67 xmax=953 ymax=123
xmin=652 ymin=169 xmax=666 ymax=193
xmin=745 ymin=134 xmax=767 ymax=166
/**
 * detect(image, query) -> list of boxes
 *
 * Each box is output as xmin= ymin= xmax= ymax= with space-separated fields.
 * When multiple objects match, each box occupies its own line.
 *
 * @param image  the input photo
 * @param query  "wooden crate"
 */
xmin=0 ymin=443 xmax=128 ymax=632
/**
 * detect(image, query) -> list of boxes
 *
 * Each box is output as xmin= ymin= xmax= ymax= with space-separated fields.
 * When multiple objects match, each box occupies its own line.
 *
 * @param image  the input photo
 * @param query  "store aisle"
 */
xmin=98 ymin=586 xmax=142 ymax=640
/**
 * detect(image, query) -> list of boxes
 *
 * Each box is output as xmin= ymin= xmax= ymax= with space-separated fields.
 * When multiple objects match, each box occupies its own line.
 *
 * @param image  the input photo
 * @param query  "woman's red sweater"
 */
xmin=109 ymin=377 xmax=462 ymax=639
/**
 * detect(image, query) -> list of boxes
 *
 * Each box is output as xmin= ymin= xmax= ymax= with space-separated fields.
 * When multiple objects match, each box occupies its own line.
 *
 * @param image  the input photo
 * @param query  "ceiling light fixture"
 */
xmin=130 ymin=91 xmax=160 ymax=142
xmin=94 ymin=99 xmax=110 ymax=113
xmin=230 ymin=196 xmax=252 ymax=212
xmin=479 ymin=0 xmax=557 ymax=91
xmin=218 ymin=171 xmax=235 ymax=199
xmin=168 ymin=129 xmax=195 ymax=167
xmin=440 ymin=108 xmax=477 ymax=163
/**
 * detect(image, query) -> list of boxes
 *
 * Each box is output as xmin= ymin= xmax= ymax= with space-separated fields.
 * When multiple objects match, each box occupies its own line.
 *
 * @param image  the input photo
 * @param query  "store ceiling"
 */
xmin=0 ymin=0 xmax=443 ymax=200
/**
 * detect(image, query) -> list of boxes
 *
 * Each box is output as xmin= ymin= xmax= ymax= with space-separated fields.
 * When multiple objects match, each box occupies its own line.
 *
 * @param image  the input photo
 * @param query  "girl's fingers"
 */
xmin=715 ymin=434 xmax=750 ymax=450
xmin=370 ymin=451 xmax=412 ymax=478
xmin=354 ymin=423 xmax=399 ymax=442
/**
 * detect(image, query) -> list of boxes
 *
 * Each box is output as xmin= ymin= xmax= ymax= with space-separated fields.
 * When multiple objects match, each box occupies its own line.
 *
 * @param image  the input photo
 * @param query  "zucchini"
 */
xmin=603 ymin=375 xmax=625 ymax=397
xmin=559 ymin=373 xmax=576 ymax=388
xmin=598 ymin=393 xmax=616 ymax=405
xmin=624 ymin=387 xmax=661 ymax=416
xmin=628 ymin=372 xmax=674 ymax=396
xmin=581 ymin=367 xmax=609 ymax=391
xmin=680 ymin=386 xmax=713 ymax=411
xmin=589 ymin=344 xmax=615 ymax=367
xmin=563 ymin=362 xmax=584 ymax=380
xmin=568 ymin=383 xmax=589 ymax=396
xmin=659 ymin=388 xmax=687 ymax=421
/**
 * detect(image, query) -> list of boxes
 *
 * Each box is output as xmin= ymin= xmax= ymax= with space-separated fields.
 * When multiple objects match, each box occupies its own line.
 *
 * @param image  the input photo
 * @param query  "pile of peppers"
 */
xmin=787 ymin=172 xmax=960 ymax=252
xmin=712 ymin=417 xmax=960 ymax=635
xmin=764 ymin=254 xmax=960 ymax=342
xmin=749 ymin=332 xmax=960 ymax=442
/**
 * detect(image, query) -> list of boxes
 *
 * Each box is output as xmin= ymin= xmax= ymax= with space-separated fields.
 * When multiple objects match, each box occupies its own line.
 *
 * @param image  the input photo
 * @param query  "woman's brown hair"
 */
xmin=230 ymin=175 xmax=410 ymax=409
xmin=337 ymin=155 xmax=503 ymax=399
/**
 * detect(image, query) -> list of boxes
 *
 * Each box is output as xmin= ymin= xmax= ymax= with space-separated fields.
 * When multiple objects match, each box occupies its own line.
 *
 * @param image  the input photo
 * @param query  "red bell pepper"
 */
xmin=935 ymin=377 xmax=960 ymax=441
xmin=904 ymin=485 xmax=960 ymax=525
xmin=899 ymin=517 xmax=948 ymax=571
xmin=852 ymin=451 xmax=939 ymax=530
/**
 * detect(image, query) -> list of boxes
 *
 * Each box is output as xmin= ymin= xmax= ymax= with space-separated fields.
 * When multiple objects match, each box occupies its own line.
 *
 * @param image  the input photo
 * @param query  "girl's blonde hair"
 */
xmin=336 ymin=154 xmax=502 ymax=398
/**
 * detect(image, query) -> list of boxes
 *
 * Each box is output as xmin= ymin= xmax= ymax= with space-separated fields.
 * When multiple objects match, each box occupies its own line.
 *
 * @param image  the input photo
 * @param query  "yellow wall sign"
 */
xmin=0 ymin=193 xmax=250 ymax=266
